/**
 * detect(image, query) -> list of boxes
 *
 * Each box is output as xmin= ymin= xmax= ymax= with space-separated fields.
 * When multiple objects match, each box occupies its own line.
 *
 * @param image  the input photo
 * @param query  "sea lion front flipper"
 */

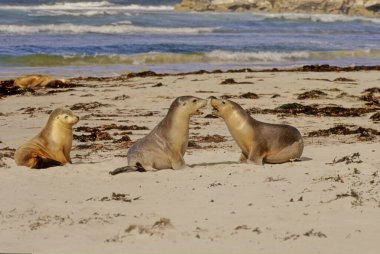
xmin=33 ymin=157 xmax=63 ymax=169
xmin=239 ymin=153 xmax=248 ymax=163
xmin=109 ymin=163 xmax=146 ymax=175
xmin=247 ymin=148 xmax=265 ymax=165
xmin=170 ymin=155 xmax=186 ymax=170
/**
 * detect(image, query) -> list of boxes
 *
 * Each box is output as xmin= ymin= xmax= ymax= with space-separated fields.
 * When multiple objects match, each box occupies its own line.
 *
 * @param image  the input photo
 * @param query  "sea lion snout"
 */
xmin=71 ymin=115 xmax=80 ymax=124
xmin=60 ymin=109 xmax=80 ymax=125
xmin=199 ymin=98 xmax=208 ymax=107
xmin=192 ymin=98 xmax=208 ymax=115
xmin=210 ymin=97 xmax=221 ymax=111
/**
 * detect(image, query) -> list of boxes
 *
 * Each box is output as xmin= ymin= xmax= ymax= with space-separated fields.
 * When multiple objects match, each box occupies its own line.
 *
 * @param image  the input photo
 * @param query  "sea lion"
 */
xmin=13 ymin=75 xmax=67 ymax=89
xmin=210 ymin=97 xmax=303 ymax=165
xmin=110 ymin=96 xmax=208 ymax=175
xmin=14 ymin=108 xmax=79 ymax=169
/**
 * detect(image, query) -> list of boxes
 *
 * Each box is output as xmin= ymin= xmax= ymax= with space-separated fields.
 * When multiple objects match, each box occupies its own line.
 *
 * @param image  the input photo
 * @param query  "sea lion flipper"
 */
xmin=239 ymin=153 xmax=248 ymax=163
xmin=34 ymin=157 xmax=63 ymax=169
xmin=109 ymin=163 xmax=146 ymax=175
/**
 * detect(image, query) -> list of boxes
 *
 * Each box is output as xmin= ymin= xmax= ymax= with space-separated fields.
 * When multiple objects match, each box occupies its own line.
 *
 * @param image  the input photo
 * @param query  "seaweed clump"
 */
xmin=248 ymin=103 xmax=376 ymax=117
xmin=308 ymin=125 xmax=379 ymax=141
xmin=297 ymin=90 xmax=327 ymax=100
xmin=360 ymin=87 xmax=380 ymax=106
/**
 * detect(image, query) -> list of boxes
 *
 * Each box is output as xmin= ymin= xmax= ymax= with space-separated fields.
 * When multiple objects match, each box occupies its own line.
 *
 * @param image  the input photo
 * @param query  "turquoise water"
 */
xmin=0 ymin=0 xmax=379 ymax=78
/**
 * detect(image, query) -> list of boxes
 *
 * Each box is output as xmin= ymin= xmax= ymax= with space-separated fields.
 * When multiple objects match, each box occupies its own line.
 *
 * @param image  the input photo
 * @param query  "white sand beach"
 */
xmin=0 ymin=69 xmax=379 ymax=253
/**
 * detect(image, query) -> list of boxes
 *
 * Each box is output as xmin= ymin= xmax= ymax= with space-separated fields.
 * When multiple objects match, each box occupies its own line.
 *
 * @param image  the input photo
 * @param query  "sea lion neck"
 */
xmin=224 ymin=106 xmax=246 ymax=122
xmin=40 ymin=120 xmax=72 ymax=139
xmin=163 ymin=107 xmax=190 ymax=135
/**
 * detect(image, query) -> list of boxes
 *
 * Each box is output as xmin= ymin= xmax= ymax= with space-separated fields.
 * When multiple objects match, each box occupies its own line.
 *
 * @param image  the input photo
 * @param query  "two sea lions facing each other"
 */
xmin=14 ymin=108 xmax=79 ymax=169
xmin=110 ymin=96 xmax=303 ymax=175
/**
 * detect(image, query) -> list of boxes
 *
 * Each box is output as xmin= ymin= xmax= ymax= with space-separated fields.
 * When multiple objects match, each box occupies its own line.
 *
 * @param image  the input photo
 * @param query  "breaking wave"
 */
xmin=255 ymin=12 xmax=380 ymax=24
xmin=1 ymin=49 xmax=379 ymax=67
xmin=0 ymin=1 xmax=174 ymax=11
xmin=0 ymin=24 xmax=216 ymax=35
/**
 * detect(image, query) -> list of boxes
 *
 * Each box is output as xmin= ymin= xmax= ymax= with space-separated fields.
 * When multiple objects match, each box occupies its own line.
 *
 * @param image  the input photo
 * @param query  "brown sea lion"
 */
xmin=13 ymin=75 xmax=66 ymax=89
xmin=110 ymin=96 xmax=208 ymax=175
xmin=14 ymin=108 xmax=79 ymax=169
xmin=210 ymin=97 xmax=303 ymax=165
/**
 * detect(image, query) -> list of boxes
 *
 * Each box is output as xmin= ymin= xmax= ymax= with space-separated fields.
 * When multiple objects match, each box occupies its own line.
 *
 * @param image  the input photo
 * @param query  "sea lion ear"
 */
xmin=182 ymin=102 xmax=187 ymax=106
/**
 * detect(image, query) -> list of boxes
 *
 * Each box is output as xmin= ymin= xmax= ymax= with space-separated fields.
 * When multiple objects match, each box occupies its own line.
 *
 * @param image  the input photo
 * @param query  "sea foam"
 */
xmin=255 ymin=12 xmax=380 ymax=24
xmin=0 ymin=24 xmax=215 ymax=35
xmin=0 ymin=1 xmax=174 ymax=11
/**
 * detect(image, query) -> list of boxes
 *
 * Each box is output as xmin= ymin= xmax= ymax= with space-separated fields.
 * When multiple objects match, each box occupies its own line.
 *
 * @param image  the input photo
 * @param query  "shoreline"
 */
xmin=1 ymin=64 xmax=380 ymax=82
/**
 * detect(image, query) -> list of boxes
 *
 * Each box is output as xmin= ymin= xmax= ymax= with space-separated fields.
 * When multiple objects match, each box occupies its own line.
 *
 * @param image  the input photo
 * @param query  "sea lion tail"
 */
xmin=109 ymin=163 xmax=146 ymax=175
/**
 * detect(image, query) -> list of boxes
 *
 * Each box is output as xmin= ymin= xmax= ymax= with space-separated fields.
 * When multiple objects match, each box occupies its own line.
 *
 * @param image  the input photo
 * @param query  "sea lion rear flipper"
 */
xmin=34 ymin=157 xmax=63 ymax=169
xmin=109 ymin=163 xmax=146 ymax=175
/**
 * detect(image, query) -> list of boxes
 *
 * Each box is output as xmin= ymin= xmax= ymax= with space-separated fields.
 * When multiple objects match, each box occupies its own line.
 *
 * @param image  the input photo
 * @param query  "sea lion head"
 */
xmin=209 ymin=96 xmax=243 ymax=119
xmin=49 ymin=108 xmax=80 ymax=127
xmin=170 ymin=96 xmax=208 ymax=116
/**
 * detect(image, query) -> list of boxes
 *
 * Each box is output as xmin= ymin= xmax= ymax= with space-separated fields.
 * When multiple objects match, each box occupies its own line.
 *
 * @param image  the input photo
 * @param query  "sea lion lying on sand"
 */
xmin=13 ymin=75 xmax=67 ymax=89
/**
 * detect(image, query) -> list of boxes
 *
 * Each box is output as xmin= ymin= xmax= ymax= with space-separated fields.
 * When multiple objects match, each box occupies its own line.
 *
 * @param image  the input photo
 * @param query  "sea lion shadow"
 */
xmin=74 ymin=161 xmax=108 ymax=165
xmin=189 ymin=157 xmax=312 ymax=168
xmin=300 ymin=156 xmax=312 ymax=162
xmin=188 ymin=161 xmax=240 ymax=168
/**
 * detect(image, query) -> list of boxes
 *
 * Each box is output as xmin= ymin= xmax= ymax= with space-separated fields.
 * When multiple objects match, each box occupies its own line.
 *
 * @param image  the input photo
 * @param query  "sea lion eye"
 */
xmin=192 ymin=99 xmax=197 ymax=103
xmin=222 ymin=101 xmax=226 ymax=104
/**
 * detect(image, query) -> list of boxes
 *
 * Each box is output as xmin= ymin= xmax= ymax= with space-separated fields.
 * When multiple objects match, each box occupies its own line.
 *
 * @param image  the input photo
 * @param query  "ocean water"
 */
xmin=0 ymin=0 xmax=379 ymax=78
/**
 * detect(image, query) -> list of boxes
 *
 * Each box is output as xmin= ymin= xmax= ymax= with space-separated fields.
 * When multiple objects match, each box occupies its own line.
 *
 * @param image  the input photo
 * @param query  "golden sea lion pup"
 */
xmin=13 ymin=74 xmax=67 ymax=89
xmin=110 ymin=96 xmax=208 ymax=175
xmin=14 ymin=108 xmax=79 ymax=169
xmin=210 ymin=97 xmax=304 ymax=165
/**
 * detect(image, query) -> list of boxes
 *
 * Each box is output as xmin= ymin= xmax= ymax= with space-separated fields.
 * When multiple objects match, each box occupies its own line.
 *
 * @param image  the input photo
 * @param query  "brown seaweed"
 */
xmin=360 ymin=87 xmax=380 ymax=106
xmin=333 ymin=77 xmax=356 ymax=82
xmin=192 ymin=134 xmax=226 ymax=143
xmin=70 ymin=102 xmax=110 ymax=111
xmin=124 ymin=71 xmax=161 ymax=79
xmin=73 ymin=131 xmax=113 ymax=142
xmin=248 ymin=103 xmax=376 ymax=117
xmin=370 ymin=112 xmax=380 ymax=122
xmin=221 ymin=78 xmax=238 ymax=84
xmin=152 ymin=82 xmax=163 ymax=87
xmin=297 ymin=90 xmax=327 ymax=100
xmin=113 ymin=135 xmax=131 ymax=143
xmin=113 ymin=95 xmax=130 ymax=100
xmin=327 ymin=152 xmax=362 ymax=165
xmin=100 ymin=124 xmax=148 ymax=131
xmin=0 ymin=80 xmax=34 ymax=97
xmin=75 ymin=124 xmax=148 ymax=134
xmin=221 ymin=92 xmax=259 ymax=99
xmin=308 ymin=125 xmax=379 ymax=138
xmin=100 ymin=193 xmax=140 ymax=202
